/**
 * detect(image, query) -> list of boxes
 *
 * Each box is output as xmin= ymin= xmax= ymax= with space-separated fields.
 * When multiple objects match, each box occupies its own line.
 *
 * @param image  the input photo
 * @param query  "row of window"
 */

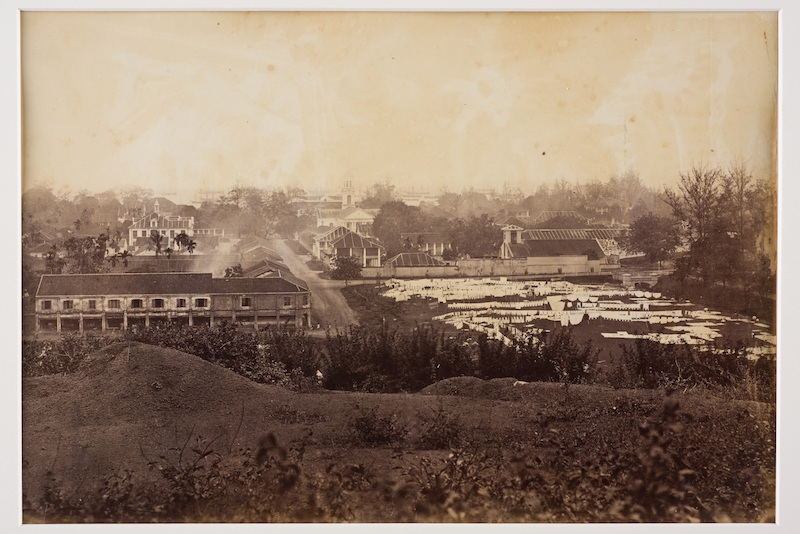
xmin=41 ymin=296 xmax=307 ymax=310
xmin=134 ymin=229 xmax=191 ymax=238
xmin=43 ymin=298 xmax=207 ymax=310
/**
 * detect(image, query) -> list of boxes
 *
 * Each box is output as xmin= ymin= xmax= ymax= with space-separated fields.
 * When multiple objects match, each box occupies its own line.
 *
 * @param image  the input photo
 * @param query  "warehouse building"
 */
xmin=34 ymin=272 xmax=311 ymax=332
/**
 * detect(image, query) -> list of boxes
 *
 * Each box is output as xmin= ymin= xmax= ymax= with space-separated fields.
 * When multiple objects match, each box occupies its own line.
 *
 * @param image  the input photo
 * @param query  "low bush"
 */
xmin=349 ymin=403 xmax=408 ymax=447
xmin=22 ymin=334 xmax=116 ymax=377
xmin=415 ymin=400 xmax=465 ymax=450
xmin=126 ymin=322 xmax=320 ymax=390
xmin=25 ymin=392 xmax=774 ymax=523
xmin=607 ymin=339 xmax=776 ymax=402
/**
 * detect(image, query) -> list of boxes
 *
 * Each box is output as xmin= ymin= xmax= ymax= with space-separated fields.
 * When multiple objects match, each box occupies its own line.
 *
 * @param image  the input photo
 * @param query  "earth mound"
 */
xmin=22 ymin=342 xmax=295 ymax=501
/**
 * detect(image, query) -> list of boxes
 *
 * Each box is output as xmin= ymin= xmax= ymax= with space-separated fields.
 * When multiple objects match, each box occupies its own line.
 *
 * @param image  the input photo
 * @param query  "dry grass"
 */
xmin=22 ymin=342 xmax=775 ymax=523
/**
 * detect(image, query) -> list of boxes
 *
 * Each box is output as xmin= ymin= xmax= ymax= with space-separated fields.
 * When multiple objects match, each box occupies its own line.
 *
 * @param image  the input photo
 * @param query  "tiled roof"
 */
xmin=523 ymin=228 xmax=626 ymax=240
xmin=331 ymin=231 xmax=384 ymax=250
xmin=506 ymin=243 xmax=531 ymax=258
xmin=37 ymin=273 xmax=213 ymax=296
xmin=530 ymin=211 xmax=586 ymax=225
xmin=494 ymin=215 xmax=528 ymax=228
xmin=524 ymin=239 xmax=605 ymax=258
xmin=241 ymin=246 xmax=283 ymax=264
xmin=241 ymin=259 xmax=290 ymax=276
xmin=36 ymin=272 xmax=309 ymax=297
xmin=236 ymin=234 xmax=270 ymax=250
xmin=384 ymin=252 xmax=445 ymax=267
xmin=316 ymin=226 xmax=350 ymax=242
xmin=210 ymin=274 xmax=309 ymax=294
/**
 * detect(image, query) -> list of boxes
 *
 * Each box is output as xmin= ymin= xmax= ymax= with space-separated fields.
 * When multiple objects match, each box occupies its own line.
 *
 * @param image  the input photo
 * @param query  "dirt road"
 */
xmin=269 ymin=239 xmax=360 ymax=330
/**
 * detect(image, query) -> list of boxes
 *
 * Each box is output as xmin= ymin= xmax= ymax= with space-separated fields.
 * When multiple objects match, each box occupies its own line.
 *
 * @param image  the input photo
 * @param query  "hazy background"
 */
xmin=21 ymin=11 xmax=778 ymax=199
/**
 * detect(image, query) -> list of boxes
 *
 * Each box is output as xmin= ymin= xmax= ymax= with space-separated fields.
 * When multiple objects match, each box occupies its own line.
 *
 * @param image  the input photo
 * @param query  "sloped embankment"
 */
xmin=22 ymin=342 xmax=776 ymax=522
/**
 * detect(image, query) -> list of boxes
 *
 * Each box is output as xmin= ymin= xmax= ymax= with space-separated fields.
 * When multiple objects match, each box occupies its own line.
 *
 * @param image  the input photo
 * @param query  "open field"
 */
xmin=22 ymin=341 xmax=775 ymax=523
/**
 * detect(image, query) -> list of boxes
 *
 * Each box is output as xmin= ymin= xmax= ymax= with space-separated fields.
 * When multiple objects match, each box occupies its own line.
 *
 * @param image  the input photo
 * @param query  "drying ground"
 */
xmin=22 ymin=341 xmax=775 ymax=523
xmin=340 ymin=283 xmax=761 ymax=375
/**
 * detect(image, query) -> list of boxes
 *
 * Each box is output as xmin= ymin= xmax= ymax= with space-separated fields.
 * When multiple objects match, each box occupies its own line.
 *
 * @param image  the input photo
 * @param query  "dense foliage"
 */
xmin=323 ymin=323 xmax=473 ymax=392
xmin=621 ymin=212 xmax=681 ymax=264
xmin=126 ymin=323 xmax=320 ymax=390
xmin=25 ymin=321 xmax=775 ymax=402
xmin=663 ymin=163 xmax=775 ymax=293
xmin=22 ymin=334 xmax=117 ymax=377
xmin=329 ymin=255 xmax=362 ymax=281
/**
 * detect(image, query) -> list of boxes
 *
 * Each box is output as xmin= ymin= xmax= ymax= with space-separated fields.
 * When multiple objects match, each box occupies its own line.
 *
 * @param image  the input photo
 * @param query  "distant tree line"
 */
xmin=371 ymin=201 xmax=501 ymax=259
xmin=619 ymin=162 xmax=776 ymax=318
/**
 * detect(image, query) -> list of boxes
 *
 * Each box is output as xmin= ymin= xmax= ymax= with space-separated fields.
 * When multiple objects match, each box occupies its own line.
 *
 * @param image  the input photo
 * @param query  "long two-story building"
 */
xmin=34 ymin=272 xmax=311 ymax=332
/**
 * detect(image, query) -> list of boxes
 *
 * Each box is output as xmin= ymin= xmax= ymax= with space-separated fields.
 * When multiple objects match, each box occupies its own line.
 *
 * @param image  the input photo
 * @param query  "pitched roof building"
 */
xmin=383 ymin=252 xmax=445 ymax=268
xmin=323 ymin=230 xmax=385 ymax=268
xmin=499 ymin=225 xmax=611 ymax=274
xmin=398 ymin=232 xmax=452 ymax=257
xmin=34 ymin=272 xmax=311 ymax=332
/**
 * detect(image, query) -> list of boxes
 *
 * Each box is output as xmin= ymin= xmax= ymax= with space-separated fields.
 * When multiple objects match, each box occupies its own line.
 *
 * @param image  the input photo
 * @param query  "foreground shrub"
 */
xmin=22 ymin=334 xmax=116 ymax=377
xmin=415 ymin=400 xmax=465 ymax=450
xmin=126 ymin=323 xmax=320 ymax=390
xmin=323 ymin=323 xmax=473 ymax=392
xmin=493 ymin=327 xmax=599 ymax=384
xmin=349 ymin=403 xmax=408 ymax=446
xmin=607 ymin=339 xmax=776 ymax=401
xmin=476 ymin=327 xmax=599 ymax=384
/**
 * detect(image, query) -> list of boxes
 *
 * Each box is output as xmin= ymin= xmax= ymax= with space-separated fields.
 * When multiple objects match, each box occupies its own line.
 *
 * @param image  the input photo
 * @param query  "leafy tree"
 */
xmin=447 ymin=215 xmax=501 ymax=258
xmin=532 ymin=214 xmax=586 ymax=229
xmin=62 ymin=234 xmax=108 ymax=273
xmin=225 ymin=264 xmax=244 ymax=278
xmin=664 ymin=165 xmax=723 ymax=247
xmin=664 ymin=165 xmax=725 ymax=284
xmin=360 ymin=180 xmax=398 ymax=209
xmin=118 ymin=185 xmax=154 ymax=213
xmin=45 ymin=244 xmax=66 ymax=274
xmin=437 ymin=190 xmax=463 ymax=215
xmin=330 ymin=255 xmax=362 ymax=283
xmin=212 ymin=186 xmax=300 ymax=238
xmin=174 ymin=231 xmax=189 ymax=250
xmin=622 ymin=212 xmax=681 ymax=266
xmin=117 ymin=250 xmax=130 ymax=269
xmin=459 ymin=188 xmax=493 ymax=217
xmin=372 ymin=201 xmax=426 ymax=256
xmin=722 ymin=161 xmax=755 ymax=250
xmin=441 ymin=247 xmax=458 ymax=261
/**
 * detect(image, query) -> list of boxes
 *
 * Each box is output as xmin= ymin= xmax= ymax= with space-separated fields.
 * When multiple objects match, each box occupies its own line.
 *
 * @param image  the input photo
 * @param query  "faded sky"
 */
xmin=21 ymin=11 xmax=778 ymax=198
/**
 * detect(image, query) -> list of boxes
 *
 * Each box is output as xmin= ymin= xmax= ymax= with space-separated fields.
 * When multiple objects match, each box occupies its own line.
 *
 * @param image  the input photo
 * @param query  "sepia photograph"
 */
xmin=15 ymin=3 xmax=784 ymax=526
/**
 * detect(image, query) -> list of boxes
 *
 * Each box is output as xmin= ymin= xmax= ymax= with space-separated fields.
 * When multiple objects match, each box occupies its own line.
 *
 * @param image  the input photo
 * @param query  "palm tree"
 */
xmin=149 ymin=230 xmax=164 ymax=258
xmin=186 ymin=239 xmax=197 ymax=254
xmin=117 ymin=250 xmax=130 ymax=269
xmin=175 ymin=231 xmax=189 ymax=250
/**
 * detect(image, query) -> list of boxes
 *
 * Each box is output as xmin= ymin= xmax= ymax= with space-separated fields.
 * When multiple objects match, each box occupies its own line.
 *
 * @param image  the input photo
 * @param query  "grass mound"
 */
xmin=22 ymin=343 xmax=776 ymax=523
